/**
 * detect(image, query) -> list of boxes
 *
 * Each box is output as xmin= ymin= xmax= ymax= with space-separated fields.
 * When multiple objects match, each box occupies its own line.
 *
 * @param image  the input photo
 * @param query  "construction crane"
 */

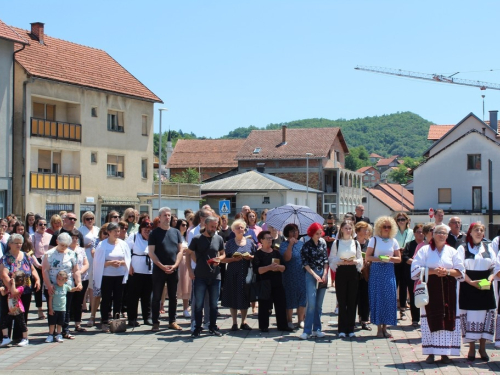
xmin=355 ymin=65 xmax=500 ymax=91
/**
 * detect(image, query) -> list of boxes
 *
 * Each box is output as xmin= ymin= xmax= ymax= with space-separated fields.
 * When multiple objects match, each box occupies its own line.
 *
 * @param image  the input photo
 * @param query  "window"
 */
xmin=91 ymin=152 xmax=97 ymax=164
xmin=472 ymin=187 xmax=482 ymax=211
xmin=33 ymin=102 xmax=55 ymax=120
xmin=262 ymin=196 xmax=270 ymax=204
xmin=46 ymin=204 xmax=74 ymax=221
xmin=438 ymin=188 xmax=451 ymax=204
xmin=253 ymin=147 xmax=261 ymax=154
xmin=107 ymin=110 xmax=124 ymax=132
xmin=38 ymin=150 xmax=61 ymax=174
xmin=107 ymin=155 xmax=124 ymax=178
xmin=91 ymin=107 xmax=98 ymax=117
xmin=141 ymin=159 xmax=148 ymax=179
xmin=467 ymin=154 xmax=481 ymax=170
xmin=142 ymin=115 xmax=148 ymax=136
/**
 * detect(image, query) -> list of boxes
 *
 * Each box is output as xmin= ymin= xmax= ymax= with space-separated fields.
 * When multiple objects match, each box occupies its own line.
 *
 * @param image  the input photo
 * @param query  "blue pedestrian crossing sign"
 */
xmin=219 ymin=200 xmax=230 ymax=215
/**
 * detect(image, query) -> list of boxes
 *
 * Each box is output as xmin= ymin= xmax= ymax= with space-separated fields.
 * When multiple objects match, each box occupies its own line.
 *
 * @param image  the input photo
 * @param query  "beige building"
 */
xmin=11 ymin=22 xmax=162 ymax=224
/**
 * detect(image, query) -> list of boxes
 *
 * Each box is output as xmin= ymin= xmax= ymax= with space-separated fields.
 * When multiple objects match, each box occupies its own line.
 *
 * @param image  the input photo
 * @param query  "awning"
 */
xmin=99 ymin=195 xmax=140 ymax=205
xmin=201 ymin=192 xmax=237 ymax=198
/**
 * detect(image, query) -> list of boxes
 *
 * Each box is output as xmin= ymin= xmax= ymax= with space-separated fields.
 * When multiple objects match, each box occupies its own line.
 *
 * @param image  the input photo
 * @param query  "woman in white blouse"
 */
xmin=411 ymin=224 xmax=465 ymax=364
xmin=78 ymin=211 xmax=99 ymax=313
xmin=457 ymin=223 xmax=496 ymax=361
xmin=365 ymin=216 xmax=401 ymax=338
xmin=328 ymin=221 xmax=363 ymax=337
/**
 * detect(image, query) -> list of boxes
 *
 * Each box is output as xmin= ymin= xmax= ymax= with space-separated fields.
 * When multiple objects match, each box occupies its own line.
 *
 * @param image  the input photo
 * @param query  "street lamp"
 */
xmin=158 ymin=108 xmax=168 ymax=211
xmin=364 ymin=171 xmax=374 ymax=217
xmin=306 ymin=153 xmax=313 ymax=207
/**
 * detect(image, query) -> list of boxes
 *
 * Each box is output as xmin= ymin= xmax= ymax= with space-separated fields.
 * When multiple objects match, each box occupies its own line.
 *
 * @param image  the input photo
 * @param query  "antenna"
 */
xmin=482 ymin=95 xmax=486 ymax=120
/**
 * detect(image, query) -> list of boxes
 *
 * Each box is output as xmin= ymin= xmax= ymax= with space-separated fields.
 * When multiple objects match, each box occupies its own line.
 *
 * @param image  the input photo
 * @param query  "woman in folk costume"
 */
xmin=411 ymin=224 xmax=465 ymax=365
xmin=457 ymin=222 xmax=496 ymax=361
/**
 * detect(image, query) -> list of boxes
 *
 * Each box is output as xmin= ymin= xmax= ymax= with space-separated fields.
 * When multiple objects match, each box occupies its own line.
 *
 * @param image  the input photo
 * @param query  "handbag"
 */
xmin=109 ymin=313 xmax=127 ymax=333
xmin=245 ymin=264 xmax=253 ymax=284
xmin=414 ymin=267 xmax=429 ymax=308
xmin=246 ymin=272 xmax=271 ymax=302
xmin=361 ymin=238 xmax=375 ymax=282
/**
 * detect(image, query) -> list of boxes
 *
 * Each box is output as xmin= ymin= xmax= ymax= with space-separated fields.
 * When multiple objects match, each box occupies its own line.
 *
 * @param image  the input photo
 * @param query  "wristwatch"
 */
xmin=447 ymin=269 xmax=450 ymax=276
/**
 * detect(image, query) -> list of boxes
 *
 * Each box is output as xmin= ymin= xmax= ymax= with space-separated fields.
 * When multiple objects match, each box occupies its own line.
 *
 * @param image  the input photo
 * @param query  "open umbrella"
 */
xmin=265 ymin=204 xmax=324 ymax=235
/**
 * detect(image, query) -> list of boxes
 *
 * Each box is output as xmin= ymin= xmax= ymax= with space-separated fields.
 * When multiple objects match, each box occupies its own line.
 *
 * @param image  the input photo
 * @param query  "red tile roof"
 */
xmin=366 ymin=183 xmax=414 ymax=212
xmin=11 ymin=25 xmax=161 ymax=103
xmin=167 ymin=139 xmax=246 ymax=169
xmin=357 ymin=166 xmax=376 ymax=174
xmin=375 ymin=155 xmax=398 ymax=167
xmin=235 ymin=127 xmax=348 ymax=160
xmin=369 ymin=153 xmax=382 ymax=158
xmin=0 ymin=19 xmax=28 ymax=44
xmin=427 ymin=125 xmax=454 ymax=140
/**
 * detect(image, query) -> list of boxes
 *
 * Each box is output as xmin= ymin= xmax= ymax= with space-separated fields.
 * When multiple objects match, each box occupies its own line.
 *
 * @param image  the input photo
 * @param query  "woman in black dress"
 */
xmin=254 ymin=231 xmax=293 ymax=333
xmin=354 ymin=221 xmax=372 ymax=330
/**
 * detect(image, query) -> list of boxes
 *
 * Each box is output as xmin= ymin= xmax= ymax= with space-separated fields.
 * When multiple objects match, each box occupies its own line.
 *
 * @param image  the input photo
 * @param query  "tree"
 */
xmin=388 ymin=164 xmax=410 ymax=184
xmin=169 ymin=168 xmax=200 ymax=184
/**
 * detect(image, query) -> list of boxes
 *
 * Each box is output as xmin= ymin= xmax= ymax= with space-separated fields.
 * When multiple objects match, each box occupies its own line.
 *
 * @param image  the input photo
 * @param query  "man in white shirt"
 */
xmin=434 ymin=209 xmax=451 ymax=232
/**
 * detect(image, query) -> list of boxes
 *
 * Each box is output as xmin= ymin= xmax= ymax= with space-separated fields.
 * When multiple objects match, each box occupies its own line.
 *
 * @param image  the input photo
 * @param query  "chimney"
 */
xmin=281 ymin=125 xmax=287 ymax=144
xmin=30 ymin=22 xmax=45 ymax=44
xmin=489 ymin=110 xmax=498 ymax=133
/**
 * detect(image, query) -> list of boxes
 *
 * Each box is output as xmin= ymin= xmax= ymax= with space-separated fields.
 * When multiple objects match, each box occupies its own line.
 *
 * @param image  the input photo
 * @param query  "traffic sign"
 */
xmin=428 ymin=208 xmax=434 ymax=218
xmin=219 ymin=200 xmax=230 ymax=215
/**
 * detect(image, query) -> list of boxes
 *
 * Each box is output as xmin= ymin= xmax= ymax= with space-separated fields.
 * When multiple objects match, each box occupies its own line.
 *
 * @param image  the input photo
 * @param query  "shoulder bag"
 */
xmin=361 ymin=237 xmax=375 ymax=282
xmin=110 ymin=313 xmax=127 ymax=333
xmin=414 ymin=267 xmax=429 ymax=308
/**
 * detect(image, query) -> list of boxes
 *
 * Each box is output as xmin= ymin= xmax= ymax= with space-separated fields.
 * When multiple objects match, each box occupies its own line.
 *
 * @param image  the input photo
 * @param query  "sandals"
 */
xmin=240 ymin=323 xmax=252 ymax=331
xmin=87 ymin=318 xmax=95 ymax=327
xmin=101 ymin=324 xmax=110 ymax=333
xmin=361 ymin=323 xmax=372 ymax=331
xmin=400 ymin=311 xmax=407 ymax=321
xmin=383 ymin=330 xmax=393 ymax=339
xmin=63 ymin=333 xmax=76 ymax=339
xmin=37 ymin=313 xmax=46 ymax=320
xmin=231 ymin=324 xmax=239 ymax=331
xmin=74 ymin=326 xmax=87 ymax=332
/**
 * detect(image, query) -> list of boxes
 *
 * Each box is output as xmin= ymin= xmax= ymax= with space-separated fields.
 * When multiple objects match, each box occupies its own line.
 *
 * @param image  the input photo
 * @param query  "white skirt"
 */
xmin=421 ymin=315 xmax=461 ymax=356
xmin=460 ymin=309 xmax=495 ymax=343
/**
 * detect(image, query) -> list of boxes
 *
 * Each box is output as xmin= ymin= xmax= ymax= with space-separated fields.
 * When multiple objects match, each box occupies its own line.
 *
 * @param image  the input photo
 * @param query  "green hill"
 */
xmin=222 ymin=112 xmax=433 ymax=158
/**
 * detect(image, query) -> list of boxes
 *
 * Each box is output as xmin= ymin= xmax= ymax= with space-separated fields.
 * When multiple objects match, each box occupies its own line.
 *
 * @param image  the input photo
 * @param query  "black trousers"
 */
xmin=101 ymin=276 xmax=125 ymax=324
xmin=45 ymin=289 xmax=73 ymax=334
xmin=71 ymin=280 xmax=89 ymax=323
xmin=336 ymin=265 xmax=359 ymax=334
xmin=0 ymin=293 xmax=31 ymax=340
xmin=152 ymin=270 xmax=178 ymax=324
xmin=34 ymin=260 xmax=44 ymax=308
xmin=258 ymin=284 xmax=288 ymax=330
xmin=356 ymin=276 xmax=370 ymax=322
xmin=406 ymin=278 xmax=420 ymax=323
xmin=399 ymin=267 xmax=409 ymax=310
xmin=127 ymin=273 xmax=153 ymax=322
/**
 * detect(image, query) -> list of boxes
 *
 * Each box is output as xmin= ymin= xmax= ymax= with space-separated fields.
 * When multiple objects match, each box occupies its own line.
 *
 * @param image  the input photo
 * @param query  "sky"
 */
xmin=3 ymin=1 xmax=500 ymax=138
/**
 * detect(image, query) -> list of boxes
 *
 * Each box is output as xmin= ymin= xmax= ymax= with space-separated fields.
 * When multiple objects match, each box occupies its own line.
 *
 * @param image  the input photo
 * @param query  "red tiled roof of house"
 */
xmin=366 ymin=183 xmax=414 ymax=212
xmin=0 ymin=19 xmax=28 ymax=44
xmin=167 ymin=139 xmax=246 ymax=169
xmin=427 ymin=125 xmax=454 ymax=140
xmin=357 ymin=166 xmax=375 ymax=174
xmin=235 ymin=127 xmax=349 ymax=160
xmin=11 ymin=25 xmax=162 ymax=103
xmin=369 ymin=153 xmax=382 ymax=158
xmin=376 ymin=155 xmax=398 ymax=167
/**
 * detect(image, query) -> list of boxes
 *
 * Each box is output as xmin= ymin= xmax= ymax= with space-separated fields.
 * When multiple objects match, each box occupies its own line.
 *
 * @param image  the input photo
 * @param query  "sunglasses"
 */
xmin=102 ymin=232 xmax=109 ymax=236
xmin=67 ymin=217 xmax=77 ymax=221
xmin=111 ymin=215 xmax=120 ymax=219
xmin=38 ymin=223 xmax=47 ymax=227
xmin=382 ymin=225 xmax=392 ymax=230
xmin=128 ymin=215 xmax=135 ymax=219
xmin=181 ymin=223 xmax=187 ymax=227
xmin=85 ymin=217 xmax=94 ymax=221
xmin=397 ymin=218 xmax=407 ymax=222
xmin=327 ymin=222 xmax=334 ymax=225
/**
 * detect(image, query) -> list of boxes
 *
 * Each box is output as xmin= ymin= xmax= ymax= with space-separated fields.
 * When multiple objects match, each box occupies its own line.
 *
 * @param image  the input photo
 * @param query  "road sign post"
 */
xmin=219 ymin=200 xmax=230 ymax=216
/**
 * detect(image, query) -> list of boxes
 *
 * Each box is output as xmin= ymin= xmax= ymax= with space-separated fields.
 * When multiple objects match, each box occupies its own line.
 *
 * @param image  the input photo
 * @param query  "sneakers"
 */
xmin=183 ymin=310 xmax=191 ymax=318
xmin=208 ymin=327 xmax=222 ymax=337
xmin=45 ymin=335 xmax=54 ymax=343
xmin=312 ymin=331 xmax=326 ymax=338
xmin=152 ymin=323 xmax=160 ymax=332
xmin=55 ymin=335 xmax=64 ymax=343
xmin=0 ymin=337 xmax=11 ymax=347
xmin=17 ymin=339 xmax=29 ymax=347
xmin=339 ymin=332 xmax=346 ymax=338
xmin=348 ymin=332 xmax=356 ymax=338
xmin=299 ymin=333 xmax=310 ymax=340
xmin=169 ymin=322 xmax=182 ymax=331
xmin=191 ymin=328 xmax=202 ymax=338
xmin=299 ymin=321 xmax=305 ymax=329
xmin=203 ymin=322 xmax=209 ymax=331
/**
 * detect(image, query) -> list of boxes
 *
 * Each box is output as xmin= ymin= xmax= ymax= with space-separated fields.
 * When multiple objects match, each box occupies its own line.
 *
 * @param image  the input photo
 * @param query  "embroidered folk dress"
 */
xmin=411 ymin=244 xmax=465 ymax=356
xmin=457 ymin=243 xmax=496 ymax=343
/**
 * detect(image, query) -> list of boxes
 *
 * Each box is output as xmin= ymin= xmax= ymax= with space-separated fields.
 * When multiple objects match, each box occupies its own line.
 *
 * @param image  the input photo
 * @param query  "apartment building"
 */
xmin=11 ymin=22 xmax=162 ymax=223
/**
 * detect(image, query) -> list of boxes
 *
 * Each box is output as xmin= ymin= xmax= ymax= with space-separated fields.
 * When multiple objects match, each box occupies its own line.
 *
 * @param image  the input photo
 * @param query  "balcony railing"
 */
xmin=30 ymin=172 xmax=81 ymax=191
xmin=31 ymin=117 xmax=82 ymax=142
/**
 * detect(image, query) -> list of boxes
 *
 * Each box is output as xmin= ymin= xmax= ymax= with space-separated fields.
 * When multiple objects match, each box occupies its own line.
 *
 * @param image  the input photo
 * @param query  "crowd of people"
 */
xmin=0 ymin=205 xmax=500 ymax=366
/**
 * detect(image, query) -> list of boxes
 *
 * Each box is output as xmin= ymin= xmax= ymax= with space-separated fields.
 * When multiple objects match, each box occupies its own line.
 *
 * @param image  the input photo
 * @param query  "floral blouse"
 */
xmin=301 ymin=238 xmax=328 ymax=271
xmin=1 ymin=253 xmax=33 ymax=294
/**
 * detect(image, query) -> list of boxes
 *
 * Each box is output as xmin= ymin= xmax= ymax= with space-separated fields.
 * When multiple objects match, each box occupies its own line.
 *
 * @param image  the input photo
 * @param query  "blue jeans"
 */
xmin=304 ymin=269 xmax=326 ymax=334
xmin=194 ymin=277 xmax=221 ymax=331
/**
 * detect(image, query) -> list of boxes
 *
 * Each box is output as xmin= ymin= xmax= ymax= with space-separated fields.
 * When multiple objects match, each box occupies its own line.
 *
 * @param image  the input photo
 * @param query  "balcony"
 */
xmin=31 ymin=117 xmax=82 ymax=142
xmin=30 ymin=172 xmax=81 ymax=192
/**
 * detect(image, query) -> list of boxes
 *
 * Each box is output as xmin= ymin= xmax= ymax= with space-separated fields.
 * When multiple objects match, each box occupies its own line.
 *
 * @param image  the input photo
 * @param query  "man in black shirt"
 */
xmin=49 ymin=212 xmax=84 ymax=248
xmin=447 ymin=216 xmax=466 ymax=249
xmin=355 ymin=205 xmax=371 ymax=225
xmin=187 ymin=216 xmax=225 ymax=337
xmin=148 ymin=207 xmax=183 ymax=332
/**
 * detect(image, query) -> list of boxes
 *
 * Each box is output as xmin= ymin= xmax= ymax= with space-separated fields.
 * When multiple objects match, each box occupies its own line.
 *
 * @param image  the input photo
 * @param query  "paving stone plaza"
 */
xmin=0 ymin=287 xmax=498 ymax=374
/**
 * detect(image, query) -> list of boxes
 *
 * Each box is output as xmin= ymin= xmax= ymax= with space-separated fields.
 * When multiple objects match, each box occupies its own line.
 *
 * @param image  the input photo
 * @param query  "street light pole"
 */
xmin=364 ymin=171 xmax=374 ymax=217
xmin=158 ymin=108 xmax=168 ymax=211
xmin=306 ymin=153 xmax=313 ymax=207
